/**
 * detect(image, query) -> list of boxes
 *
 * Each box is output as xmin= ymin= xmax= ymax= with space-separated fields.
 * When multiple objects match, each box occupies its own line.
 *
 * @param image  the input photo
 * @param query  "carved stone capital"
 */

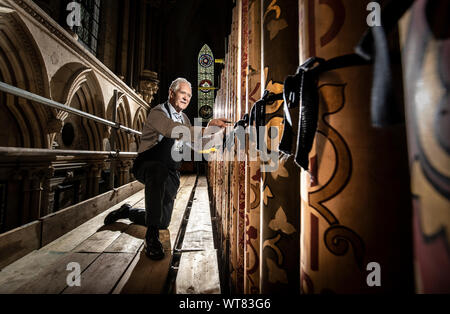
xmin=120 ymin=159 xmax=133 ymax=169
xmin=47 ymin=117 xmax=64 ymax=134
xmin=139 ymin=70 xmax=159 ymax=105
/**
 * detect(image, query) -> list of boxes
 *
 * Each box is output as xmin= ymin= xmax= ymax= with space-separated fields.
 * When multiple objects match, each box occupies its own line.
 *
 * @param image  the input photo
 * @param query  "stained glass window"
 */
xmin=198 ymin=44 xmax=215 ymax=123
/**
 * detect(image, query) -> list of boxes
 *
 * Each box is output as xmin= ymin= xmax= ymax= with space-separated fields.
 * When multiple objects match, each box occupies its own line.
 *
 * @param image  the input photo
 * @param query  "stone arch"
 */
xmin=133 ymin=107 xmax=148 ymax=151
xmin=106 ymin=93 xmax=132 ymax=152
xmin=51 ymin=62 xmax=106 ymax=151
xmin=132 ymin=107 xmax=148 ymax=152
xmin=0 ymin=7 xmax=51 ymax=148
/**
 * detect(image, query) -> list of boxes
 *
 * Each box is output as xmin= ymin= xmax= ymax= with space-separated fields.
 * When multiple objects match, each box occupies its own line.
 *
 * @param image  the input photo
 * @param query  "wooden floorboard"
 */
xmin=13 ymin=252 xmax=100 ymax=294
xmin=0 ymin=175 xmax=213 ymax=295
xmin=0 ymin=221 xmax=42 ymax=270
xmin=176 ymin=250 xmax=221 ymax=294
xmin=0 ymin=251 xmax=67 ymax=293
xmin=112 ymin=230 xmax=172 ymax=294
xmin=175 ymin=177 xmax=221 ymax=294
xmin=104 ymin=224 xmax=146 ymax=254
xmin=40 ymin=191 xmax=145 ymax=253
xmin=73 ymin=223 xmax=131 ymax=253
xmin=169 ymin=175 xmax=197 ymax=249
xmin=62 ymin=253 xmax=136 ymax=294
xmin=40 ymin=181 xmax=144 ymax=247
xmin=112 ymin=250 xmax=172 ymax=294
xmin=182 ymin=177 xmax=215 ymax=251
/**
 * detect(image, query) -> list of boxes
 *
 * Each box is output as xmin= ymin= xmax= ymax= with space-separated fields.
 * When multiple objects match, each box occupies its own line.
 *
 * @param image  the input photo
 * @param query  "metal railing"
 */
xmin=0 ymin=81 xmax=142 ymax=136
xmin=0 ymin=147 xmax=137 ymax=158
xmin=0 ymin=81 xmax=144 ymax=187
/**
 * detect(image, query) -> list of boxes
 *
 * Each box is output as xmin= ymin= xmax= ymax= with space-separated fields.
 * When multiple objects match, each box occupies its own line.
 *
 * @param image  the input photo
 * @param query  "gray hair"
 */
xmin=169 ymin=78 xmax=192 ymax=94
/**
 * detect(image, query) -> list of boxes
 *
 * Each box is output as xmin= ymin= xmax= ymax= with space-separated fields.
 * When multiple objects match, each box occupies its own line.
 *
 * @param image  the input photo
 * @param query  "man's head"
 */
xmin=169 ymin=78 xmax=192 ymax=113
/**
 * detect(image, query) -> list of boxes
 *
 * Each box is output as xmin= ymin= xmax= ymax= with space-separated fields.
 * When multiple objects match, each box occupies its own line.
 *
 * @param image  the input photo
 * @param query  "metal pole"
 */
xmin=0 ymin=81 xmax=142 ymax=136
xmin=0 ymin=147 xmax=137 ymax=158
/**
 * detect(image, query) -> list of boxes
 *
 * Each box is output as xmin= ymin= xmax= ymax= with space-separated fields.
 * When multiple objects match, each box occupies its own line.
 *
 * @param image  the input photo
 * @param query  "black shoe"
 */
xmin=104 ymin=204 xmax=131 ymax=225
xmin=144 ymin=227 xmax=165 ymax=260
xmin=144 ymin=238 xmax=165 ymax=260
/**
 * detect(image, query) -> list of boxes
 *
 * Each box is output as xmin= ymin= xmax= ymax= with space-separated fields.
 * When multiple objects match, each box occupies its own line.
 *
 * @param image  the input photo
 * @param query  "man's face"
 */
xmin=169 ymin=82 xmax=192 ymax=112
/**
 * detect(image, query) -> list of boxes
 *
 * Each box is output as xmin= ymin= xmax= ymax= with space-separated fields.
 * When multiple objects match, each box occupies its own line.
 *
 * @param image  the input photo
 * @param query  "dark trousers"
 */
xmin=132 ymin=160 xmax=180 ymax=232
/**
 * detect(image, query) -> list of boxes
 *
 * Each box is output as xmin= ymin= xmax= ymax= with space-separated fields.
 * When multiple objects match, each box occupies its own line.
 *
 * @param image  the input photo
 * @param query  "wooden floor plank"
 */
xmin=0 ymin=251 xmax=67 ymax=293
xmin=179 ymin=175 xmax=187 ymax=188
xmin=104 ymin=224 xmax=146 ymax=254
xmin=0 ymin=175 xmax=207 ymax=295
xmin=182 ymin=177 xmax=215 ymax=251
xmin=175 ymin=250 xmax=221 ymax=294
xmin=62 ymin=253 xmax=135 ymax=294
xmin=112 ymin=230 xmax=172 ymax=294
xmin=12 ymin=252 xmax=100 ymax=294
xmin=169 ymin=175 xmax=197 ymax=249
xmin=112 ymin=251 xmax=172 ymax=294
xmin=175 ymin=177 xmax=221 ymax=294
xmin=41 ymin=191 xmax=144 ymax=253
xmin=0 ymin=221 xmax=42 ymax=270
xmin=73 ymin=223 xmax=131 ymax=253
xmin=40 ymin=181 xmax=144 ymax=246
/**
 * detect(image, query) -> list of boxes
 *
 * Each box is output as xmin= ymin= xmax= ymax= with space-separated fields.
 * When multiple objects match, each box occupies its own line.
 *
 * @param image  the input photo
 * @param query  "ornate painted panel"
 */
xmin=399 ymin=0 xmax=450 ymax=293
xmin=261 ymin=0 xmax=301 ymax=293
xmin=244 ymin=0 xmax=263 ymax=295
xmin=298 ymin=0 xmax=413 ymax=293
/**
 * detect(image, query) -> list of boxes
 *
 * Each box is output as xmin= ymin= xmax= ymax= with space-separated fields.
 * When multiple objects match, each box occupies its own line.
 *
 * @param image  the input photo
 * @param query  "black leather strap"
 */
xmin=164 ymin=102 xmax=173 ymax=120
xmin=355 ymin=0 xmax=415 ymax=127
xmin=249 ymin=90 xmax=283 ymax=152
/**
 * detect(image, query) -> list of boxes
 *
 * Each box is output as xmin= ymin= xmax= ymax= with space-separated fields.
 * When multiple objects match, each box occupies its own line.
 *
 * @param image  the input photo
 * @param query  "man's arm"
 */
xmin=149 ymin=109 xmax=228 ymax=141
xmin=148 ymin=108 xmax=193 ymax=140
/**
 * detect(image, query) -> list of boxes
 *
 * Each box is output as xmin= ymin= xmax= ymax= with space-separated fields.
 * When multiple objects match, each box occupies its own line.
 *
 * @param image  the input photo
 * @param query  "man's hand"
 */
xmin=208 ymin=118 xmax=230 ymax=129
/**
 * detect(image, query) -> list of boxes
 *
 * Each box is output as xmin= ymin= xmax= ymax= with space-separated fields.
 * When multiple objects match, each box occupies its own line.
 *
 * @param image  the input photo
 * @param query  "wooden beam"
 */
xmin=12 ymin=252 xmax=100 ymax=294
xmin=0 ymin=251 xmax=64 ymax=293
xmin=0 ymin=221 xmax=41 ymax=270
xmin=169 ymin=175 xmax=197 ymax=249
xmin=40 ymin=191 xmax=144 ymax=253
xmin=40 ymin=180 xmax=144 ymax=247
xmin=112 ymin=230 xmax=172 ymax=294
xmin=104 ymin=224 xmax=146 ymax=254
xmin=182 ymin=177 xmax=215 ymax=251
xmin=175 ymin=177 xmax=221 ymax=294
xmin=175 ymin=250 xmax=221 ymax=294
xmin=62 ymin=253 xmax=135 ymax=294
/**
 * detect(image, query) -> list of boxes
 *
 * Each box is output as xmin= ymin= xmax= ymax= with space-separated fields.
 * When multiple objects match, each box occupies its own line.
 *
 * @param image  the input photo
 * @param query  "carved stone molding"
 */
xmin=9 ymin=0 xmax=149 ymax=110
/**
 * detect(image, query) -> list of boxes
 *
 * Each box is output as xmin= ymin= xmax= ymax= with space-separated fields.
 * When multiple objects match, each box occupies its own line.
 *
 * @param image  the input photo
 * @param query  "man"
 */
xmin=104 ymin=78 xmax=227 ymax=260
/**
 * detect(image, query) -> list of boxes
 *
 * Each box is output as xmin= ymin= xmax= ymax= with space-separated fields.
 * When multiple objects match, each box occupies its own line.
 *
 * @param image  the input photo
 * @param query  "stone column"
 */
xmin=87 ymin=161 xmax=104 ymax=197
xmin=21 ymin=167 xmax=47 ymax=224
xmin=40 ymin=166 xmax=55 ymax=217
xmin=119 ymin=159 xmax=132 ymax=186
